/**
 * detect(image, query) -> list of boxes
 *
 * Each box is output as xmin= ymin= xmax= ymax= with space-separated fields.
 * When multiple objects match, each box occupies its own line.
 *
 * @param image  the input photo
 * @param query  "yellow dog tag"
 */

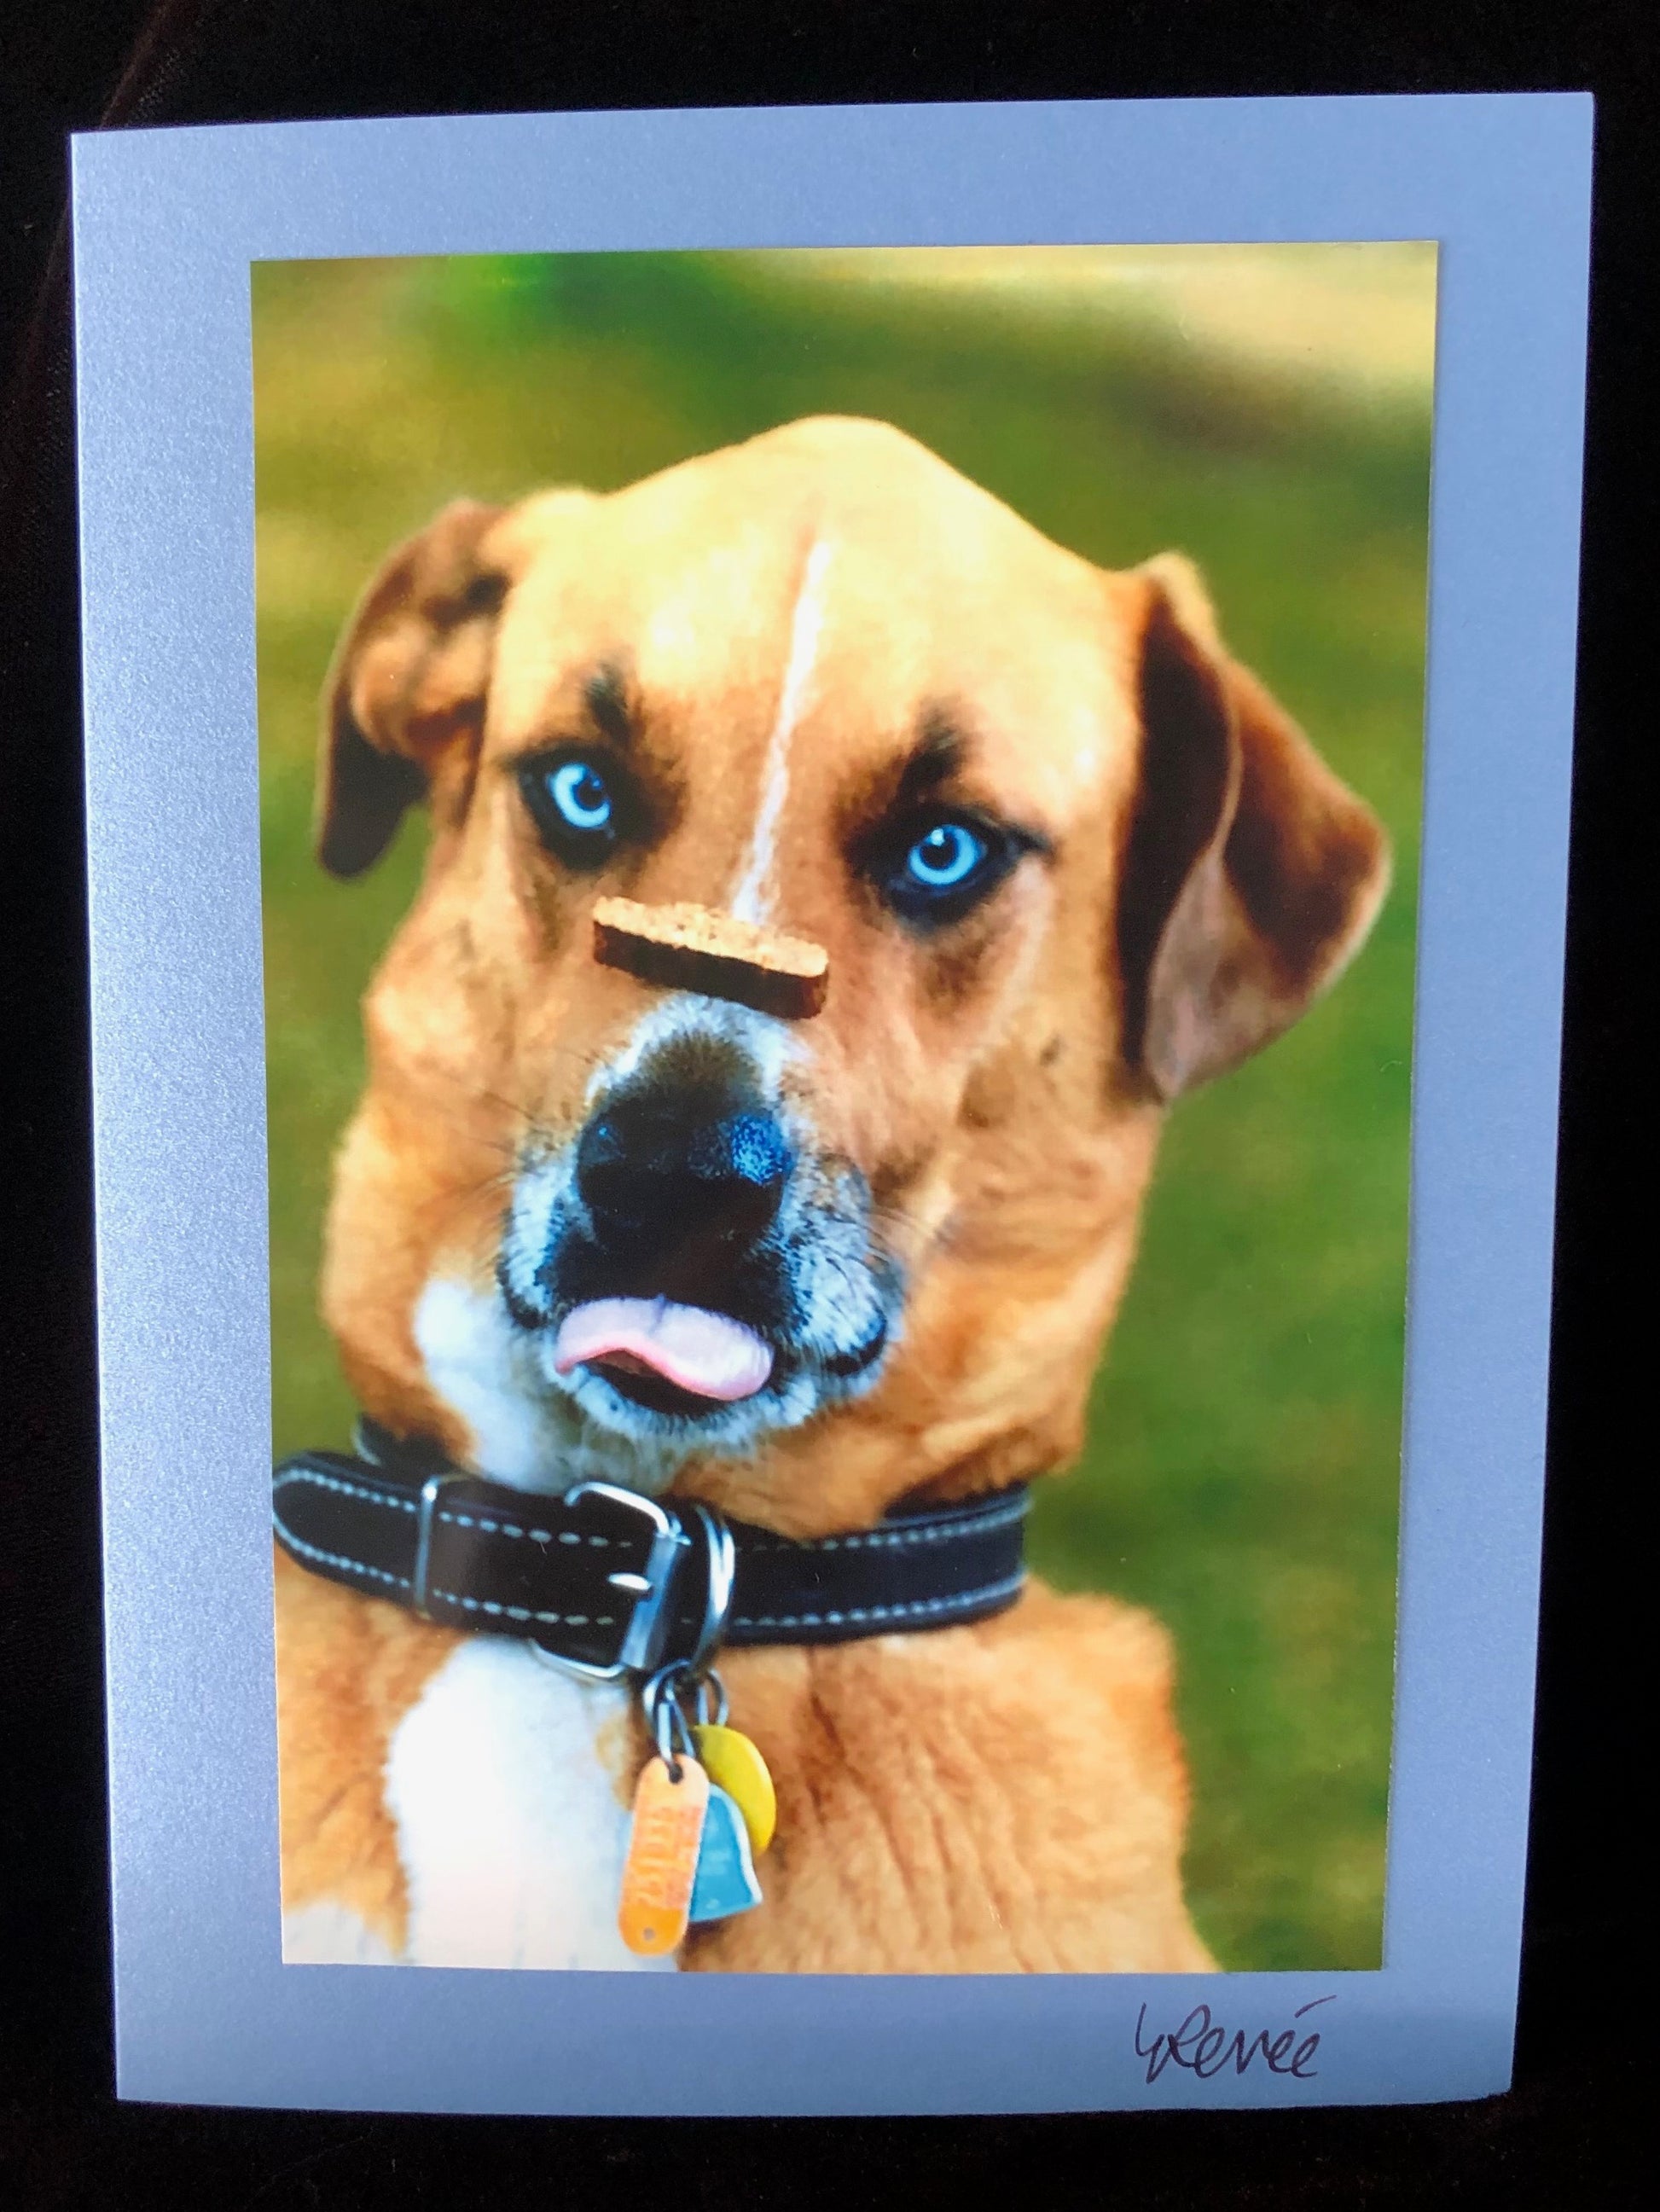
xmin=694 ymin=1723 xmax=776 ymax=1855
xmin=618 ymin=1755 xmax=711 ymax=1956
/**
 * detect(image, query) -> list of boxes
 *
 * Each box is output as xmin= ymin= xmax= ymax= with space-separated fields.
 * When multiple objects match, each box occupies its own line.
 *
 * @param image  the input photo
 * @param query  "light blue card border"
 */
xmin=73 ymin=94 xmax=1591 ymax=2115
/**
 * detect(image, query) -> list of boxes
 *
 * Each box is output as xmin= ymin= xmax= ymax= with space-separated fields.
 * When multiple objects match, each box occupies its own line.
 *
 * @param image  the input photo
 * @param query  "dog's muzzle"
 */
xmin=500 ymin=1028 xmax=898 ymax=1432
xmin=555 ymin=1067 xmax=795 ymax=1415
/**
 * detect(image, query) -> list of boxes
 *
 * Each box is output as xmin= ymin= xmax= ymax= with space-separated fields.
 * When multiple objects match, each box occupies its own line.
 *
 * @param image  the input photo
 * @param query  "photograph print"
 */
xmin=258 ymin=243 xmax=1435 ymax=1976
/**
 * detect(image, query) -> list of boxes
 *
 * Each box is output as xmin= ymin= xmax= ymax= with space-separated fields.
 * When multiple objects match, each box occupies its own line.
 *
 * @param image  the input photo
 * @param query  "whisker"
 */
xmin=369 ymin=1037 xmax=619 ymax=1159
xmin=400 ymin=1164 xmax=520 ymax=1240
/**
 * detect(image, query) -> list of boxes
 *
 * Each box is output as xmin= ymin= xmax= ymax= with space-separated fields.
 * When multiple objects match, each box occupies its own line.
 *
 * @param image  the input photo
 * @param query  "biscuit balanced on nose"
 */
xmin=593 ymin=897 xmax=829 ymax=1020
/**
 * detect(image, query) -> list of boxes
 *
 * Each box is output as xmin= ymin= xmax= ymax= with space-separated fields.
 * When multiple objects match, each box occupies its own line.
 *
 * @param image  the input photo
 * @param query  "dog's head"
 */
xmin=316 ymin=418 xmax=1388 ymax=1534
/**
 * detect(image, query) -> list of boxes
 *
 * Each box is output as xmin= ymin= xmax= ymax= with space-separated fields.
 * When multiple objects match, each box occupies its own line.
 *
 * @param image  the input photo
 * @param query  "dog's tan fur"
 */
xmin=275 ymin=416 xmax=1388 ymax=1971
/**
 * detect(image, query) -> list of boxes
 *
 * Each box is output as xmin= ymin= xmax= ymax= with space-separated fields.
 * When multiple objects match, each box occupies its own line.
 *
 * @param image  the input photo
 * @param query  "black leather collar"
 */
xmin=273 ymin=1418 xmax=1029 ymax=1680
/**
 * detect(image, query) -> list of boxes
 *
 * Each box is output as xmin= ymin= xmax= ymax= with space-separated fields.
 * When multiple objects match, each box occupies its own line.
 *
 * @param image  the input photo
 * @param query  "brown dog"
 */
xmin=275 ymin=416 xmax=1388 ymax=1973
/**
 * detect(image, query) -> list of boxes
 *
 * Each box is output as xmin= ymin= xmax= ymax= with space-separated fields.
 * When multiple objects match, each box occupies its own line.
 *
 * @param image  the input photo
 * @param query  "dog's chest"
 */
xmin=382 ymin=1639 xmax=674 ymax=1973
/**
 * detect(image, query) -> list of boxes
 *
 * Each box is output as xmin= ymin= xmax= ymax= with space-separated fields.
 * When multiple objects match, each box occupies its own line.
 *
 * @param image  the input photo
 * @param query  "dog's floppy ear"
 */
xmin=317 ymin=498 xmax=509 ymax=878
xmin=1116 ymin=554 xmax=1390 ymax=1100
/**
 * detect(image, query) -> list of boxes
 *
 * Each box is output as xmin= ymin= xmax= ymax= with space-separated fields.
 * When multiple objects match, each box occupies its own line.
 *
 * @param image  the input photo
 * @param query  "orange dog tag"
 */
xmin=618 ymin=1755 xmax=711 ymax=1957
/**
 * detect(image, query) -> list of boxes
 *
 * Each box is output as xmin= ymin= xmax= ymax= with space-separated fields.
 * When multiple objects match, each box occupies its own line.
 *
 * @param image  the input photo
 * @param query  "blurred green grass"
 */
xmin=254 ymin=248 xmax=1431 ymax=1973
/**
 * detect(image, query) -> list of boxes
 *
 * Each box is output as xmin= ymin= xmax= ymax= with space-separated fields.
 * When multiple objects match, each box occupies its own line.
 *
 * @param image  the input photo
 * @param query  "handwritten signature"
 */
xmin=1133 ymin=1995 xmax=1334 ymax=2084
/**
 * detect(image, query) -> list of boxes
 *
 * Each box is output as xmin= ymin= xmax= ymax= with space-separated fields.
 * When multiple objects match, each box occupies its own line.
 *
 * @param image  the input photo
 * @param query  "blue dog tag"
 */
xmin=688 ymin=1782 xmax=763 ymax=1924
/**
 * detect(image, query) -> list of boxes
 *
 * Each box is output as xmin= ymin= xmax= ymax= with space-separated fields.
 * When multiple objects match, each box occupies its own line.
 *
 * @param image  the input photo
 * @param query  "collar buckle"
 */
xmin=530 ymin=1482 xmax=691 ymax=1683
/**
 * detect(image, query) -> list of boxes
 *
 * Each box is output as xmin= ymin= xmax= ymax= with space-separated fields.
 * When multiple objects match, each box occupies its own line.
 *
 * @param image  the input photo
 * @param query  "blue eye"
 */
xmin=519 ymin=751 xmax=635 ymax=869
xmin=548 ymin=759 xmax=612 ymax=833
xmin=905 ymin=822 xmax=985 ymax=890
xmin=874 ymin=811 xmax=1022 ymax=927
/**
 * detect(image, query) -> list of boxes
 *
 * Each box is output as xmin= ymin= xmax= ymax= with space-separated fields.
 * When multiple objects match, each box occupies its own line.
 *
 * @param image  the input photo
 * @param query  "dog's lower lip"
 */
xmin=589 ymin=1356 xmax=746 ymax=1419
xmin=824 ymin=1315 xmax=888 ymax=1379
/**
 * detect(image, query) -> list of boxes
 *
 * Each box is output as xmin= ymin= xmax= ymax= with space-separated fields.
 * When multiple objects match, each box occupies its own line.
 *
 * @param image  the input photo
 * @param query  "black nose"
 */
xmin=576 ymin=1093 xmax=794 ymax=1262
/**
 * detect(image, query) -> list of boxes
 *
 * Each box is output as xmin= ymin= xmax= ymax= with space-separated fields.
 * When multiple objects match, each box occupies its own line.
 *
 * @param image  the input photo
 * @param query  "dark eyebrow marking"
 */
xmin=886 ymin=706 xmax=1054 ymax=855
xmin=893 ymin=709 xmax=969 ymax=808
xmin=844 ymin=701 xmax=1055 ymax=874
xmin=581 ymin=663 xmax=635 ymax=749
xmin=904 ymin=707 xmax=1058 ymax=861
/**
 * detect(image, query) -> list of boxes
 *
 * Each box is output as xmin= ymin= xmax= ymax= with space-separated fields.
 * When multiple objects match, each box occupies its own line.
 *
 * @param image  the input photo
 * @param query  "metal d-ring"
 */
xmin=683 ymin=1501 xmax=735 ymax=1679
xmin=693 ymin=1669 xmax=730 ymax=1729
xmin=643 ymin=1661 xmax=699 ymax=1780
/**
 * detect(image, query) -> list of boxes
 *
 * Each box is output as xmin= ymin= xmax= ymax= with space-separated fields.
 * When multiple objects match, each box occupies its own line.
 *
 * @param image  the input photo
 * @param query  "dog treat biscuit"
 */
xmin=593 ymin=897 xmax=829 ymax=1020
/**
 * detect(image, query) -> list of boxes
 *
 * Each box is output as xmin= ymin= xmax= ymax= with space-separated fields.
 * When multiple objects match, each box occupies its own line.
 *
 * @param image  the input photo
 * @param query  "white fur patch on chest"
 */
xmin=383 ymin=1637 xmax=675 ymax=1973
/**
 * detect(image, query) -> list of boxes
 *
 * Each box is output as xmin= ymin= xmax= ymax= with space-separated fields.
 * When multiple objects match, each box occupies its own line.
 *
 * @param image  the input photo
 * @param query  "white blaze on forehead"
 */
xmin=730 ymin=537 xmax=835 ymax=925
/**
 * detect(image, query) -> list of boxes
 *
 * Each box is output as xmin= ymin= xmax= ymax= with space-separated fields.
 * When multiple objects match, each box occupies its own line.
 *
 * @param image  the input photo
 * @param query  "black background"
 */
xmin=1 ymin=3 xmax=1649 ymax=2203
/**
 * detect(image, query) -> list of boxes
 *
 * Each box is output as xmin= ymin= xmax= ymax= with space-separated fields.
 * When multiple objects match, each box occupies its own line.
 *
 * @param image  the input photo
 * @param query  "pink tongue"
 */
xmin=553 ymin=1298 xmax=774 ymax=1403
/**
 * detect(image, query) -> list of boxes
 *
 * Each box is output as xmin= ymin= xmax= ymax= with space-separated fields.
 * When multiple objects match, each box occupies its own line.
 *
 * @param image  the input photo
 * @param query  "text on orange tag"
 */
xmin=618 ymin=1755 xmax=711 ymax=1957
